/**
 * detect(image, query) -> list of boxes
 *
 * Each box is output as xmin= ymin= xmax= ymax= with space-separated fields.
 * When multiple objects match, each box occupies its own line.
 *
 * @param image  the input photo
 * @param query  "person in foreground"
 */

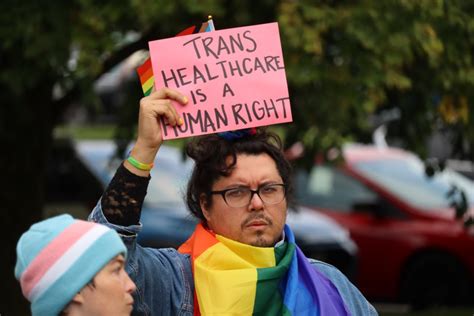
xmin=89 ymin=87 xmax=378 ymax=315
xmin=15 ymin=214 xmax=136 ymax=316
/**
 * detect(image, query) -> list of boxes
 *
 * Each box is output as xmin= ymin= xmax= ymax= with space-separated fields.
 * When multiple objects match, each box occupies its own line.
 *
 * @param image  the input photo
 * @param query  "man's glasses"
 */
xmin=210 ymin=184 xmax=286 ymax=208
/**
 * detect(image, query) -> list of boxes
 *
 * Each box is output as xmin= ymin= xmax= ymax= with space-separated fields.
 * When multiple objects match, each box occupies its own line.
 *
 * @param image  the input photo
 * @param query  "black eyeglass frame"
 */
xmin=209 ymin=183 xmax=287 ymax=208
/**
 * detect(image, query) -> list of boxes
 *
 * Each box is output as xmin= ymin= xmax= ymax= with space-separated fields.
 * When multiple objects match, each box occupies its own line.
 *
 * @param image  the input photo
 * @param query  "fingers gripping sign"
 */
xmin=126 ymin=87 xmax=188 ymax=176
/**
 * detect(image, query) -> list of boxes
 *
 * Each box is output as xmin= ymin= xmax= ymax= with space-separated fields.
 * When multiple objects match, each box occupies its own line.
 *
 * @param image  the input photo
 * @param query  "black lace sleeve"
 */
xmin=101 ymin=163 xmax=150 ymax=226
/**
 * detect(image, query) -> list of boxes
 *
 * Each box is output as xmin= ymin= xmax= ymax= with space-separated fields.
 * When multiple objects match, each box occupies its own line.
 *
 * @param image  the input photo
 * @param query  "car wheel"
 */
xmin=400 ymin=252 xmax=471 ymax=309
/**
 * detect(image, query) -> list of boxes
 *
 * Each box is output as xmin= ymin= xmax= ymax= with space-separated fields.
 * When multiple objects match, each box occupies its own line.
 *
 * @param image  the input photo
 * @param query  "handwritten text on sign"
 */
xmin=149 ymin=22 xmax=292 ymax=139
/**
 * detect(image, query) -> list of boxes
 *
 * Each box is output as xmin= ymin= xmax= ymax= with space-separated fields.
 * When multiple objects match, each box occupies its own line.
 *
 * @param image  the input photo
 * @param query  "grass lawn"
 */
xmin=54 ymin=124 xmax=117 ymax=139
xmin=53 ymin=123 xmax=186 ymax=147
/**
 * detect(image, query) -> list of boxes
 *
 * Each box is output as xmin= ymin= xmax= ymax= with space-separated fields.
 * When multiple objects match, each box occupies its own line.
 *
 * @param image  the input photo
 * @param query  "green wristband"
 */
xmin=127 ymin=155 xmax=154 ymax=171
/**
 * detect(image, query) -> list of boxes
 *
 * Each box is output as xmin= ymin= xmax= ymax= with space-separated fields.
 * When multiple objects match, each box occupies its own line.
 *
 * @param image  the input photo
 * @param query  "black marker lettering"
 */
xmin=242 ymin=58 xmax=253 ymax=74
xmin=228 ymin=60 xmax=243 ymax=77
xmin=274 ymin=55 xmax=285 ymax=70
xmin=203 ymin=110 xmax=216 ymax=132
xmin=276 ymin=97 xmax=290 ymax=118
xmin=229 ymin=33 xmax=244 ymax=52
xmin=253 ymin=57 xmax=266 ymax=74
xmin=188 ymin=111 xmax=202 ymax=134
xmin=243 ymin=30 xmax=257 ymax=52
xmin=161 ymin=69 xmax=179 ymax=88
xmin=192 ymin=66 xmax=207 ymax=84
xmin=252 ymin=100 xmax=265 ymax=120
xmin=196 ymin=89 xmax=207 ymax=103
xmin=222 ymin=83 xmax=235 ymax=97
xmin=231 ymin=104 xmax=247 ymax=124
xmin=203 ymin=37 xmax=218 ymax=59
xmin=177 ymin=67 xmax=191 ymax=86
xmin=204 ymin=64 xmax=219 ymax=80
xmin=217 ymin=36 xmax=231 ymax=56
xmin=264 ymin=98 xmax=278 ymax=118
xmin=216 ymin=60 xmax=228 ymax=78
xmin=264 ymin=56 xmax=277 ymax=71
xmin=183 ymin=36 xmax=202 ymax=59
xmin=243 ymin=102 xmax=253 ymax=123
xmin=215 ymin=104 xmax=228 ymax=128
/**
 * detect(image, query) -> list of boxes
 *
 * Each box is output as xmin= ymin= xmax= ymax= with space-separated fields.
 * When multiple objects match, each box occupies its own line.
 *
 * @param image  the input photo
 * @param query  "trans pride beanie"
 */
xmin=14 ymin=214 xmax=127 ymax=316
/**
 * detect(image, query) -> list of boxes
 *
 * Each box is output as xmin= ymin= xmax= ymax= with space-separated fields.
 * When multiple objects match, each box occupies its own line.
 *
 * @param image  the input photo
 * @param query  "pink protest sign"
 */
xmin=148 ymin=22 xmax=292 ymax=139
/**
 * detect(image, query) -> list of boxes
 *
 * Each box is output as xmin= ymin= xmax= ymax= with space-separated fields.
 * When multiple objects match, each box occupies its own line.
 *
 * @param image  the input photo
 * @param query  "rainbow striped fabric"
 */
xmin=179 ymin=223 xmax=350 ymax=315
xmin=136 ymin=18 xmax=215 ymax=96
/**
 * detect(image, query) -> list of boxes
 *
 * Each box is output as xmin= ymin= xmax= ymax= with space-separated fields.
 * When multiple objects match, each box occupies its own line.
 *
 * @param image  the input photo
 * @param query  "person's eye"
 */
xmin=113 ymin=265 xmax=123 ymax=274
xmin=261 ymin=185 xmax=278 ymax=194
xmin=226 ymin=188 xmax=247 ymax=198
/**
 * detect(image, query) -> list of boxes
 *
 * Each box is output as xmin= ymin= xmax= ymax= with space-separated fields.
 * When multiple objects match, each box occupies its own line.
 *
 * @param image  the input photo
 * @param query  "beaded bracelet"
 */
xmin=127 ymin=155 xmax=154 ymax=171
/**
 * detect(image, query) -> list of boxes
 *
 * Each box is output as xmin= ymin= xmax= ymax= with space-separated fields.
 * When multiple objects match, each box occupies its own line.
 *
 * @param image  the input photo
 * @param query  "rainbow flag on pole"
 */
xmin=136 ymin=17 xmax=215 ymax=96
xmin=179 ymin=224 xmax=350 ymax=315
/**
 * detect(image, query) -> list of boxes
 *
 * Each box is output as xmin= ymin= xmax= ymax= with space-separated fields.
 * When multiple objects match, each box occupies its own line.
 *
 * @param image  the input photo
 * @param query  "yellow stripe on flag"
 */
xmin=142 ymin=76 xmax=154 ymax=95
xmin=216 ymin=234 xmax=276 ymax=267
xmin=193 ymin=235 xmax=277 ymax=315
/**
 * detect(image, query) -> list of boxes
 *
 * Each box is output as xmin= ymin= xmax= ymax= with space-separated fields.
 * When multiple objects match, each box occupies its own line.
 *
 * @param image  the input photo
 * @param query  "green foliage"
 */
xmin=278 ymin=0 xmax=474 ymax=164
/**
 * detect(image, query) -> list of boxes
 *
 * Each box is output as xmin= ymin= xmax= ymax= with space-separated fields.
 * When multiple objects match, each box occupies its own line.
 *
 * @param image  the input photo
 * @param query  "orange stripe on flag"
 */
xmin=136 ymin=58 xmax=152 ymax=77
xmin=139 ymin=67 xmax=153 ymax=84
xmin=178 ymin=224 xmax=218 ymax=261
xmin=142 ymin=76 xmax=154 ymax=94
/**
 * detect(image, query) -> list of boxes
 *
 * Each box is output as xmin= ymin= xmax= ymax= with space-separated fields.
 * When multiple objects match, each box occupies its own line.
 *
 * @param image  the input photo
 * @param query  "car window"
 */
xmin=352 ymin=158 xmax=455 ymax=211
xmin=439 ymin=169 xmax=474 ymax=206
xmin=295 ymin=165 xmax=378 ymax=213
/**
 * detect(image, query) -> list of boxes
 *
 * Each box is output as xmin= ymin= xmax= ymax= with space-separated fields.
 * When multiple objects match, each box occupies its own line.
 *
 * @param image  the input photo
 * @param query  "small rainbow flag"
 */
xmin=136 ymin=17 xmax=215 ymax=96
xmin=179 ymin=224 xmax=350 ymax=315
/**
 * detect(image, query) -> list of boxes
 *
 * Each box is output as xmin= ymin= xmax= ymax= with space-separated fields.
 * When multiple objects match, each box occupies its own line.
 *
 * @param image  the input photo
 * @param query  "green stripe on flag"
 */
xmin=253 ymin=243 xmax=295 ymax=315
xmin=144 ymin=87 xmax=153 ymax=96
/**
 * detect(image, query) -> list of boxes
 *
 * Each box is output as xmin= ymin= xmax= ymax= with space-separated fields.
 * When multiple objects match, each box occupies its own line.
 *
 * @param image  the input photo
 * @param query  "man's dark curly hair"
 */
xmin=185 ymin=128 xmax=293 ymax=223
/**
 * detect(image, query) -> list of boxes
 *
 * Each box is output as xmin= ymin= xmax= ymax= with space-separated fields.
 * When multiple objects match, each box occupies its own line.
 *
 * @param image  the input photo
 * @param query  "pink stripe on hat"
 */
xmin=20 ymin=221 xmax=96 ymax=299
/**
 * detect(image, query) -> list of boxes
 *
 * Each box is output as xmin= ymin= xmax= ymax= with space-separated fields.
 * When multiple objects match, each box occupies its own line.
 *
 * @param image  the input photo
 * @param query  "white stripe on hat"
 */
xmin=27 ymin=224 xmax=110 ymax=301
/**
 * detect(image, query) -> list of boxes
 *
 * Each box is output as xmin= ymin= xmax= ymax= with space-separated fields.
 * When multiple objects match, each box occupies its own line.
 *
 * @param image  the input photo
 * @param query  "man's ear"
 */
xmin=200 ymin=194 xmax=211 ymax=222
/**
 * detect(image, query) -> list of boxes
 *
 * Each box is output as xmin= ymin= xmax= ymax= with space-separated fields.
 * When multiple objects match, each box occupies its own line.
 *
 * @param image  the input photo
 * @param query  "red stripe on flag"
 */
xmin=139 ymin=66 xmax=153 ymax=84
xmin=136 ymin=58 xmax=152 ymax=77
xmin=176 ymin=25 xmax=197 ymax=37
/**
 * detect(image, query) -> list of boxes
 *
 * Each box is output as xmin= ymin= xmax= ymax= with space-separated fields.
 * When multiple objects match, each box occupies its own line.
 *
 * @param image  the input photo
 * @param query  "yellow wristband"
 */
xmin=127 ymin=155 xmax=154 ymax=171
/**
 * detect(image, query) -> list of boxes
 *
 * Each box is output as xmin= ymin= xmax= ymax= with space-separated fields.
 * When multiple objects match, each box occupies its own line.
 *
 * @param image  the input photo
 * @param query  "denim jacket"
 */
xmin=89 ymin=202 xmax=378 ymax=316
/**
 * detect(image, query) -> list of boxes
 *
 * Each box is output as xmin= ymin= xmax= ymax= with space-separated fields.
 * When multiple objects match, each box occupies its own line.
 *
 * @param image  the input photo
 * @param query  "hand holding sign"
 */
xmin=126 ymin=87 xmax=188 ymax=176
xmin=149 ymin=22 xmax=292 ymax=140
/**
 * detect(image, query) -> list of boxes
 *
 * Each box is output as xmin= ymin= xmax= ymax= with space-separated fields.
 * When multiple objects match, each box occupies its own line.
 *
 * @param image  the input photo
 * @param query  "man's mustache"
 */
xmin=241 ymin=214 xmax=273 ymax=228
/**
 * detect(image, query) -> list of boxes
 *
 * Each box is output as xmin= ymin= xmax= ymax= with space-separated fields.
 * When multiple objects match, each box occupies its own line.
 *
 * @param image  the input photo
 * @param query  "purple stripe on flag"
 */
xmin=281 ymin=225 xmax=350 ymax=315
xmin=296 ymin=247 xmax=350 ymax=316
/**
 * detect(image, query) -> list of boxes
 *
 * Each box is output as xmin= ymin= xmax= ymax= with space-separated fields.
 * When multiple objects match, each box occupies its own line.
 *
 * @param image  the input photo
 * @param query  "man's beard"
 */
xmin=250 ymin=232 xmax=277 ymax=247
xmin=242 ymin=213 xmax=279 ymax=247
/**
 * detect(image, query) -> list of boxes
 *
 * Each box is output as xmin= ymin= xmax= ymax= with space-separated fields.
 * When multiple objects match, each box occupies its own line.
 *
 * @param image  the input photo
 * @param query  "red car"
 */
xmin=293 ymin=144 xmax=474 ymax=307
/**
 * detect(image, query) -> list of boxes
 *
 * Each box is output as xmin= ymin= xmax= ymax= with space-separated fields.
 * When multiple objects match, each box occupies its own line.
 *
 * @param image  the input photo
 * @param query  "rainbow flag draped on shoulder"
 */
xmin=136 ymin=17 xmax=215 ymax=96
xmin=179 ymin=224 xmax=350 ymax=315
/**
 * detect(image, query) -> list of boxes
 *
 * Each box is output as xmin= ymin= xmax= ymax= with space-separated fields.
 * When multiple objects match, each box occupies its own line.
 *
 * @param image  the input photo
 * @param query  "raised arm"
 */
xmin=101 ymin=87 xmax=188 ymax=226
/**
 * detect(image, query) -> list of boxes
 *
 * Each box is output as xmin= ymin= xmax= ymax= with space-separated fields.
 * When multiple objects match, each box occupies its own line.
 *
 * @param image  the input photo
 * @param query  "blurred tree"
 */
xmin=279 ymin=0 xmax=474 ymax=167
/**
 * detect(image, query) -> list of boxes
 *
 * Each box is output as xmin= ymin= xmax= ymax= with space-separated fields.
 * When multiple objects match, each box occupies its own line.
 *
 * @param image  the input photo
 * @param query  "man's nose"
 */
xmin=249 ymin=191 xmax=264 ymax=210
